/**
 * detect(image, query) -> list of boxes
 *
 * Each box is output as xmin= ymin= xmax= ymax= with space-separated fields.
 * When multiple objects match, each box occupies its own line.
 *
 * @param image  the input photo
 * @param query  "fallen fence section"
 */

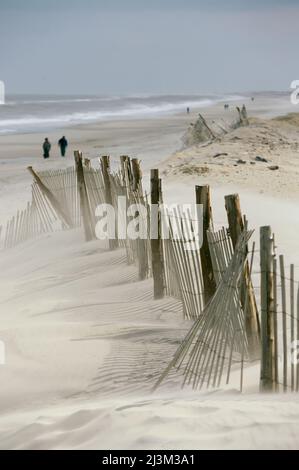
xmin=154 ymin=230 xmax=254 ymax=391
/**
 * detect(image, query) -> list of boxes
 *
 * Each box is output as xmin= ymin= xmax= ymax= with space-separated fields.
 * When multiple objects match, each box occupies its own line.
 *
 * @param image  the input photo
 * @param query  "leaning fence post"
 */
xmin=260 ymin=226 xmax=276 ymax=392
xmin=225 ymin=194 xmax=260 ymax=353
xmin=100 ymin=155 xmax=118 ymax=250
xmin=195 ymin=185 xmax=216 ymax=305
xmin=150 ymin=169 xmax=165 ymax=299
xmin=74 ymin=151 xmax=94 ymax=242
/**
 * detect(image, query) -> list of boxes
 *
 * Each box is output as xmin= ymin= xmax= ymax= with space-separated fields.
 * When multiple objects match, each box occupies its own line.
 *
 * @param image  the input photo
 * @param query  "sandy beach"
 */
xmin=1 ymin=93 xmax=299 ymax=449
xmin=0 ymin=92 xmax=298 ymax=222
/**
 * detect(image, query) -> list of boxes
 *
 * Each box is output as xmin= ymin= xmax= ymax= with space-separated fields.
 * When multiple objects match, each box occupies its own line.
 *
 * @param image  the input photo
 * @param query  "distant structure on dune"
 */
xmin=0 ymin=81 xmax=5 ymax=105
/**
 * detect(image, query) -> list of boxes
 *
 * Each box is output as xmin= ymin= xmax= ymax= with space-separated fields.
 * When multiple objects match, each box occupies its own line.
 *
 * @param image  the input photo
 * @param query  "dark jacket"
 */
xmin=43 ymin=141 xmax=51 ymax=157
xmin=58 ymin=137 xmax=68 ymax=148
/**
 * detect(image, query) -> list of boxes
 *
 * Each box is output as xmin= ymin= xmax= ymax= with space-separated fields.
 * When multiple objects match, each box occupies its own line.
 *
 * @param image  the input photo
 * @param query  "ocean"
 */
xmin=0 ymin=93 xmax=245 ymax=135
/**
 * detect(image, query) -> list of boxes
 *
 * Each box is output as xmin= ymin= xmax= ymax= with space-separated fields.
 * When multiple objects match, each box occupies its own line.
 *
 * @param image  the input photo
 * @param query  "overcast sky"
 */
xmin=0 ymin=0 xmax=298 ymax=95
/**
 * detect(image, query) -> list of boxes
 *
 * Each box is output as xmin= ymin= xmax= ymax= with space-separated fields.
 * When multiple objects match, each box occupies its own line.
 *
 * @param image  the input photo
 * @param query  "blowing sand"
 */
xmin=1 ymin=93 xmax=299 ymax=449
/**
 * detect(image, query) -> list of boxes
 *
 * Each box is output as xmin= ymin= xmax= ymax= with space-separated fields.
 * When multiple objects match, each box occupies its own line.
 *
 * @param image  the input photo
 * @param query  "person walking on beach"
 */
xmin=43 ymin=138 xmax=51 ymax=159
xmin=58 ymin=136 xmax=68 ymax=157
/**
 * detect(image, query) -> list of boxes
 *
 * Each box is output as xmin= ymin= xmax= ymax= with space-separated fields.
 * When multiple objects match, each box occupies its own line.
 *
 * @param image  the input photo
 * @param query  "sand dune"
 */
xmin=162 ymin=113 xmax=299 ymax=200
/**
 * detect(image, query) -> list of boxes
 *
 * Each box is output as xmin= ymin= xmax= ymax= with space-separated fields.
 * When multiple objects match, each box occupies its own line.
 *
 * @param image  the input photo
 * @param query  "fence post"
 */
xmin=84 ymin=158 xmax=91 ymax=169
xmin=195 ymin=185 xmax=216 ymax=305
xmin=132 ymin=158 xmax=143 ymax=195
xmin=120 ymin=155 xmax=133 ymax=189
xmin=297 ymin=286 xmax=299 ymax=392
xmin=224 ymin=194 xmax=244 ymax=246
xmin=260 ymin=226 xmax=276 ymax=392
xmin=131 ymin=158 xmax=148 ymax=280
xmin=290 ymin=264 xmax=295 ymax=392
xmin=150 ymin=169 xmax=165 ymax=299
xmin=120 ymin=155 xmax=128 ymax=186
xmin=100 ymin=155 xmax=118 ymax=250
xmin=27 ymin=166 xmax=73 ymax=229
xmin=74 ymin=151 xmax=94 ymax=242
xmin=225 ymin=194 xmax=260 ymax=354
xmin=279 ymin=255 xmax=288 ymax=393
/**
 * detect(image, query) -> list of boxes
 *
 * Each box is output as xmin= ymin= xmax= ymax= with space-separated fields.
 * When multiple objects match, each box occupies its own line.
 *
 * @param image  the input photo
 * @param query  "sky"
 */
xmin=0 ymin=0 xmax=298 ymax=95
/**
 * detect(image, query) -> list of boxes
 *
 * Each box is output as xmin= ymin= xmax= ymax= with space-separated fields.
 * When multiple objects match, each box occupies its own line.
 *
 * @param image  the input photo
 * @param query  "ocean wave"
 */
xmin=0 ymin=94 xmax=248 ymax=134
xmin=0 ymin=100 xmax=209 ymax=129
xmin=5 ymin=96 xmax=124 ymax=106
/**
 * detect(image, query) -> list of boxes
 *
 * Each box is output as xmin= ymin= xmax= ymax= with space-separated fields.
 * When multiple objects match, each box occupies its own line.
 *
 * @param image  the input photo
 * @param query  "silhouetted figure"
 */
xmin=187 ymin=107 xmax=190 ymax=114
xmin=43 ymin=138 xmax=51 ymax=159
xmin=224 ymin=104 xmax=229 ymax=110
xmin=58 ymin=136 xmax=68 ymax=157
